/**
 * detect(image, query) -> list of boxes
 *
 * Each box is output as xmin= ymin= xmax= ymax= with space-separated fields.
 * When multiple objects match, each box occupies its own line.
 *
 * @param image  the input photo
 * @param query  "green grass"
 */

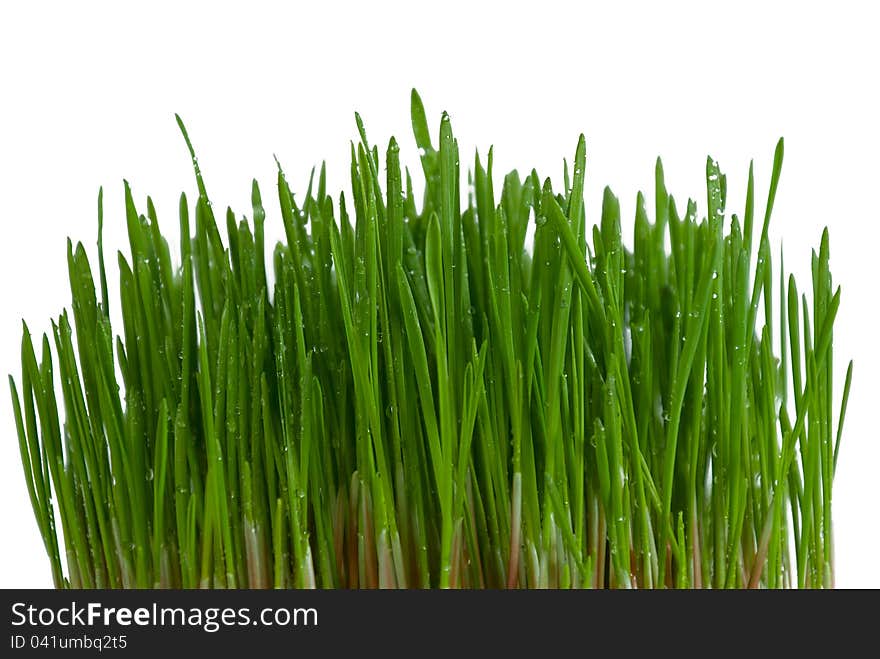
xmin=9 ymin=90 xmax=852 ymax=588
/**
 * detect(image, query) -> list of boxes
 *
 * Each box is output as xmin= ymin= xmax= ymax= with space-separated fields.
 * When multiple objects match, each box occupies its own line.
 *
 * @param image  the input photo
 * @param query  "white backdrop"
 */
xmin=1 ymin=1 xmax=877 ymax=588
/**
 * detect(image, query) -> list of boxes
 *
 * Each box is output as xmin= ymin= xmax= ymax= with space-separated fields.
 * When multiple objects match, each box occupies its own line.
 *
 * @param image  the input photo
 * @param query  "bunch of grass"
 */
xmin=9 ymin=91 xmax=852 ymax=589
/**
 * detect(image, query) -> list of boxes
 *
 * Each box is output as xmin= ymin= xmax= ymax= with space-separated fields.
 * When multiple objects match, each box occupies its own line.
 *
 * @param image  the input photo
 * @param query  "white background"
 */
xmin=1 ymin=1 xmax=877 ymax=588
